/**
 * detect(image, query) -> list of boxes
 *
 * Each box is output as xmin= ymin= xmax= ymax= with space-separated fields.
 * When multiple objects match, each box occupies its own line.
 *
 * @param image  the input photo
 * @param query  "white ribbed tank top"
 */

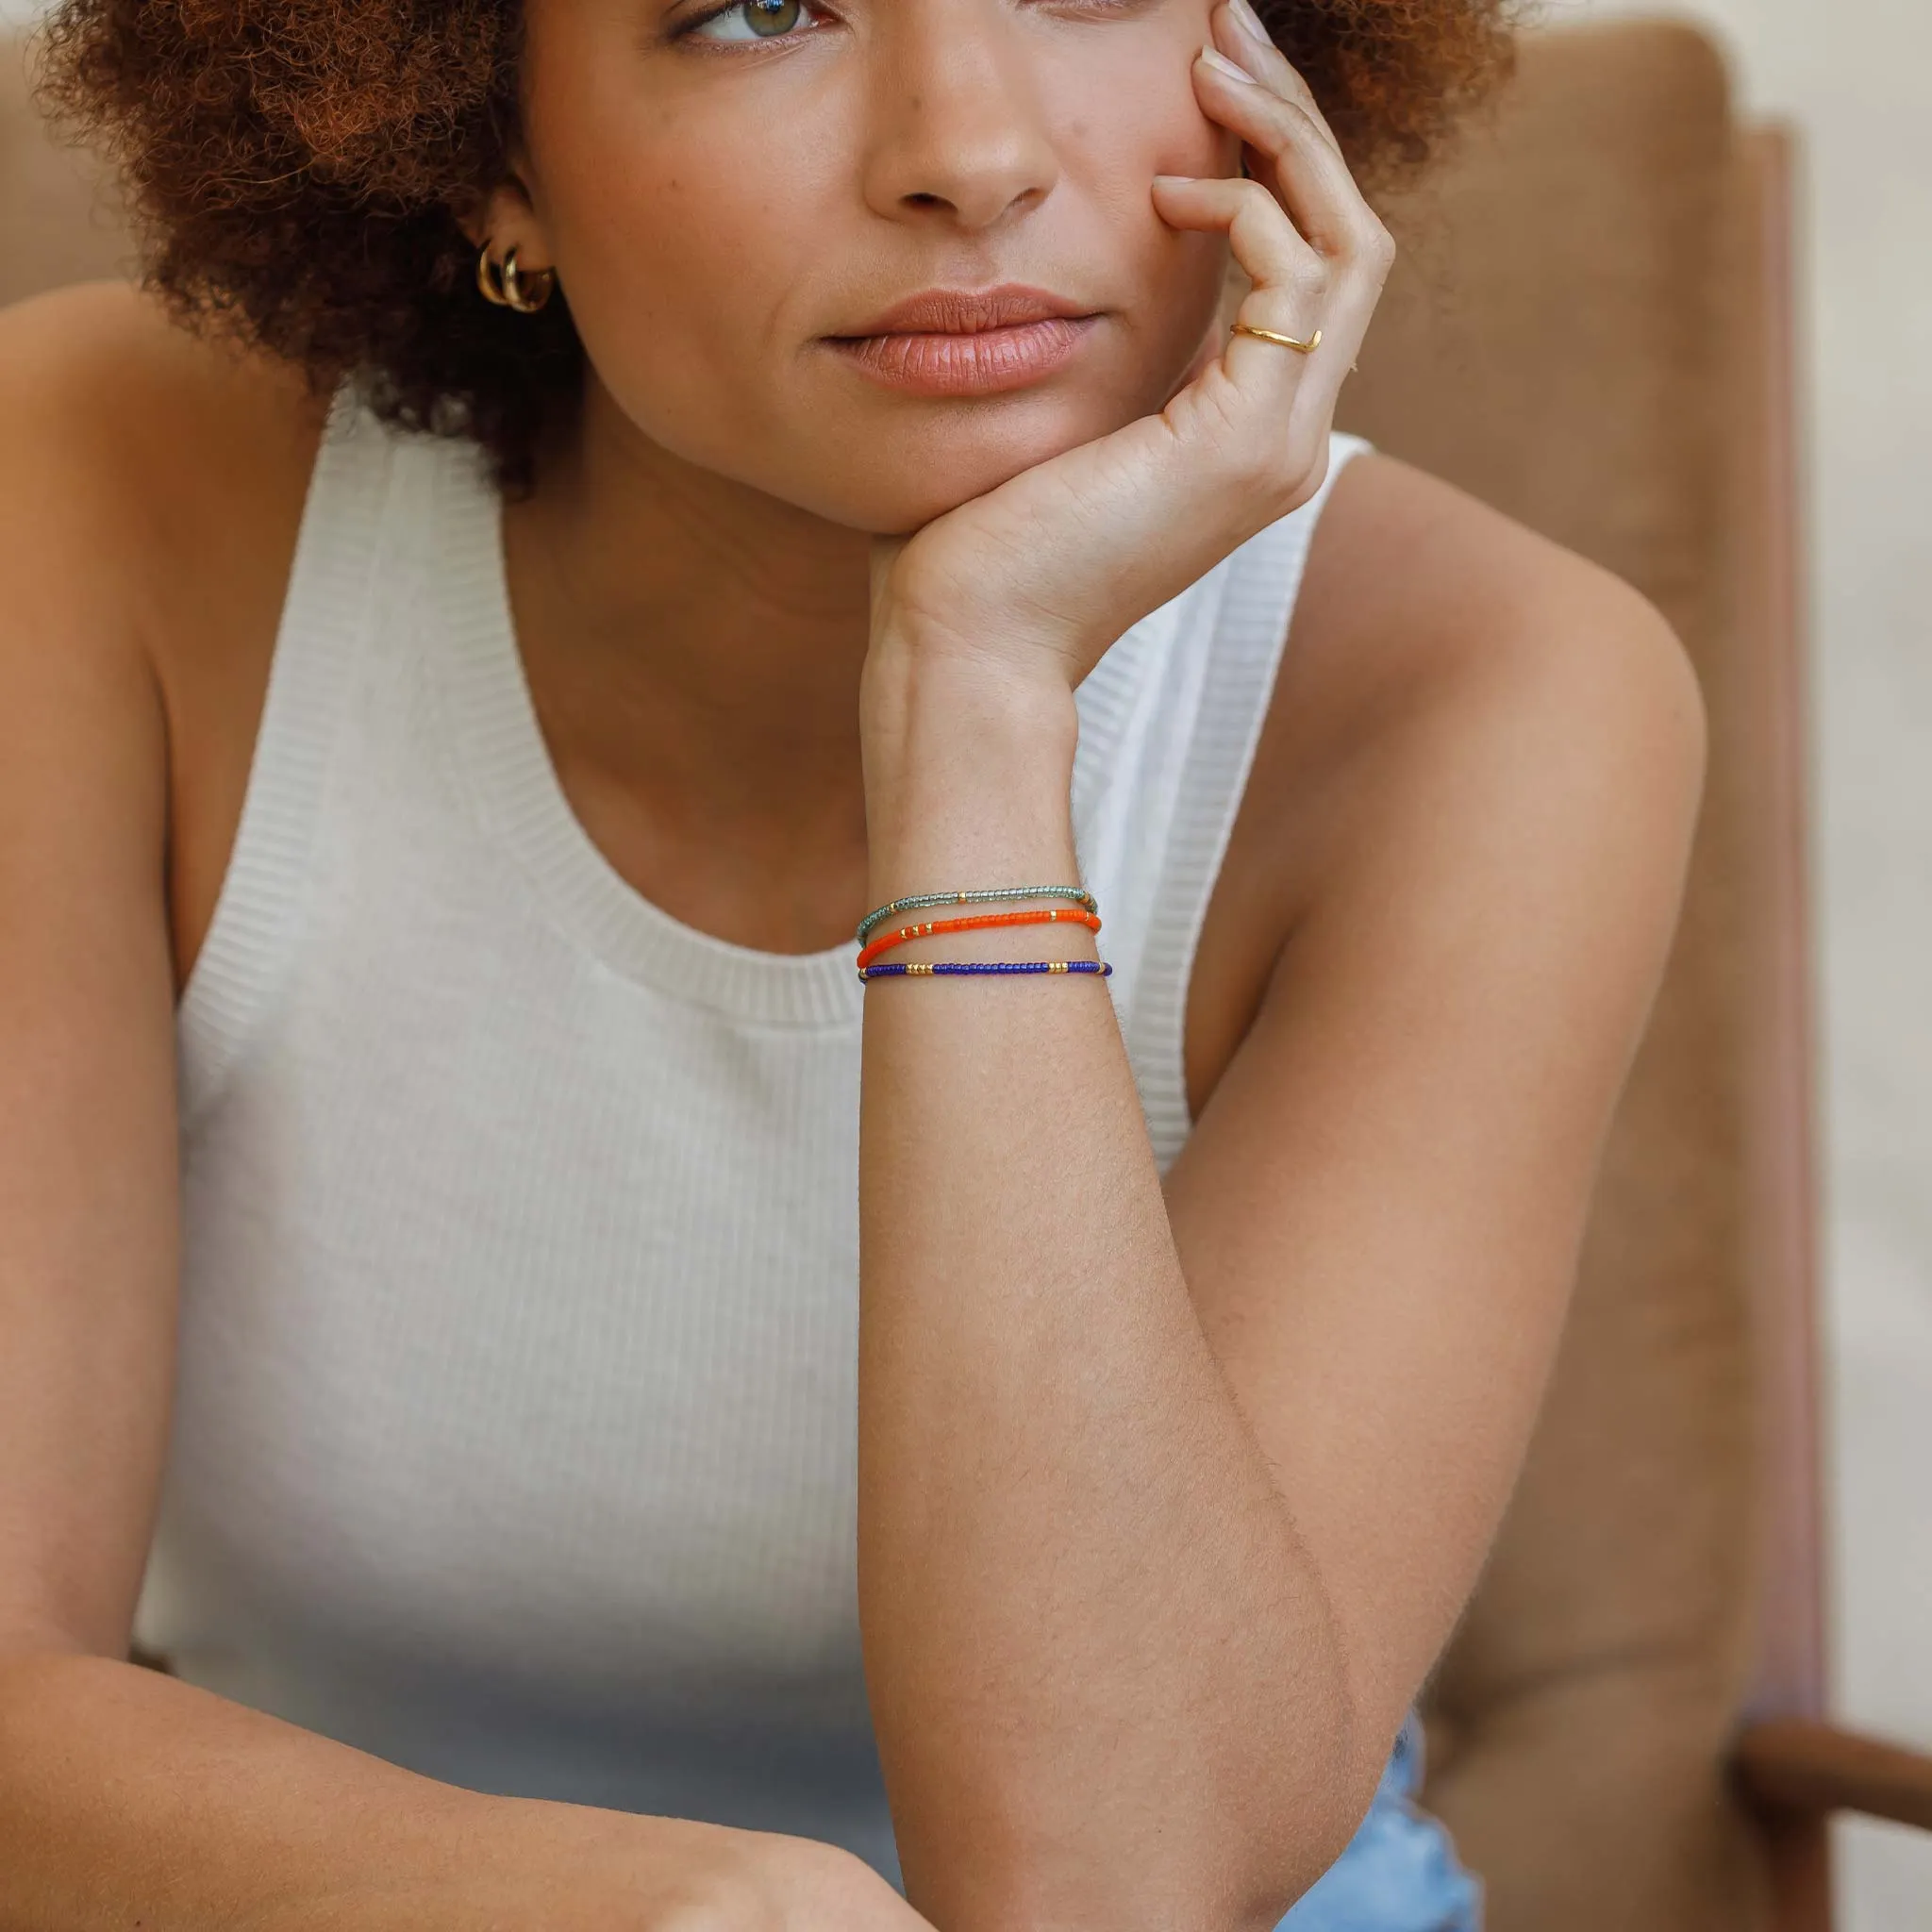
xmin=135 ymin=382 xmax=1371 ymax=1883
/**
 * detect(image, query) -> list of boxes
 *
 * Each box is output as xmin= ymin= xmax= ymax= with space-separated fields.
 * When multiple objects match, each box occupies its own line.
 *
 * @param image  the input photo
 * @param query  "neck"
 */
xmin=499 ymin=376 xmax=879 ymax=952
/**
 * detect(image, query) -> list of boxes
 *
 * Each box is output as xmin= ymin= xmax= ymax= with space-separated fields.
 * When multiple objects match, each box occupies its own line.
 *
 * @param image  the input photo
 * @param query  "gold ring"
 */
xmin=1230 ymin=323 xmax=1323 ymax=355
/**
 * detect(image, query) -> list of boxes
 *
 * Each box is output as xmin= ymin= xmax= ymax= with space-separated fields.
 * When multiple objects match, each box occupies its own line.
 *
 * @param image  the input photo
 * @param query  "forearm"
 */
xmin=855 ymin=643 xmax=1362 ymax=1932
xmin=0 ymin=1648 xmax=732 ymax=1930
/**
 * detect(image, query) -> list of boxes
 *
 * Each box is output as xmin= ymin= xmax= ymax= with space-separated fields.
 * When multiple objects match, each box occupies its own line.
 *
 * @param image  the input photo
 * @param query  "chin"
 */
xmin=799 ymin=459 xmax=1038 ymax=537
xmin=776 ymin=393 xmax=1143 ymax=535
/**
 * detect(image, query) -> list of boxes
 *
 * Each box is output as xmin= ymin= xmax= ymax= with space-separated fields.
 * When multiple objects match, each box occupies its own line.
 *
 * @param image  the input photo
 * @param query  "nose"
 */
xmin=859 ymin=6 xmax=1061 ymax=232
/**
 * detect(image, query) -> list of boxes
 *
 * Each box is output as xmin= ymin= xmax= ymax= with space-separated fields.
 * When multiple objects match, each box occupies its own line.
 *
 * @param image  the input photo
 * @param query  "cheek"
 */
xmin=516 ymin=10 xmax=1239 ymax=525
xmin=1052 ymin=15 xmax=1239 ymax=189
xmin=531 ymin=96 xmax=834 ymax=465
xmin=1053 ymin=47 xmax=1237 ymax=372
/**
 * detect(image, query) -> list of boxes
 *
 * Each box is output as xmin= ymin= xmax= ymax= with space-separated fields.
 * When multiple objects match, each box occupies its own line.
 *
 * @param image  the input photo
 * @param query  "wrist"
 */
xmin=859 ymin=637 xmax=1081 ymax=910
xmin=860 ymin=625 xmax=1078 ymax=762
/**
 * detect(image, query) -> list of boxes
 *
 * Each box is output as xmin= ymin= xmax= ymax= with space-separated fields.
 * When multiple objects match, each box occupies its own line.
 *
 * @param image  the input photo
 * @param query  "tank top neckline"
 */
xmin=412 ymin=398 xmax=1158 ymax=1030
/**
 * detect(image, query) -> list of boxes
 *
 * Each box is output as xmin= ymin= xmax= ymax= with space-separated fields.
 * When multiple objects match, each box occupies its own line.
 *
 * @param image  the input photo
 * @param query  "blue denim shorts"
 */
xmin=1276 ymin=1708 xmax=1482 ymax=1931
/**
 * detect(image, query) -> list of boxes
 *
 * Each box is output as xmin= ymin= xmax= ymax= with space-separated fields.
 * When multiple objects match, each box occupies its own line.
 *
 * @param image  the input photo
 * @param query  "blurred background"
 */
xmin=1546 ymin=3 xmax=1931 ymax=1924
xmin=1 ymin=0 xmax=1925 ymax=1924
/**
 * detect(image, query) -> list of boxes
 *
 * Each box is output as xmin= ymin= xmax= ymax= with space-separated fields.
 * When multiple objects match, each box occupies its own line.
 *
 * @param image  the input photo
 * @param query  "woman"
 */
xmin=0 ymin=0 xmax=1705 ymax=1926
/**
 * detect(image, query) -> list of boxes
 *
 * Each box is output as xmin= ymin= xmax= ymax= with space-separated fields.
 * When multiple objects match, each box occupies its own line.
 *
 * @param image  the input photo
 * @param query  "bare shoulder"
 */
xmin=0 ymin=279 xmax=327 ymax=661
xmin=0 ymin=278 xmax=326 ymax=470
xmin=0 ymin=281 xmax=333 ymax=991
xmin=1262 ymin=450 xmax=1707 ymax=914
xmin=1182 ymin=454 xmax=1708 ymax=1124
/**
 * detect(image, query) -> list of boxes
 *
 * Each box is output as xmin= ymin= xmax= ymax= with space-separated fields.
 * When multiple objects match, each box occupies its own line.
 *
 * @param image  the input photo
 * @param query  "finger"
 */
xmin=1210 ymin=0 xmax=1345 ymax=158
xmin=1192 ymin=43 xmax=1390 ymax=267
xmin=1151 ymin=172 xmax=1328 ymax=412
xmin=1151 ymin=166 xmax=1386 ymax=497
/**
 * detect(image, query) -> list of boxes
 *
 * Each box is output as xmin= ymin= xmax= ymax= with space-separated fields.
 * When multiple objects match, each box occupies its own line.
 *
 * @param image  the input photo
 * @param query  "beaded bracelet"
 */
xmin=858 ymin=959 xmax=1113 ymax=982
xmin=856 ymin=906 xmax=1103 ymax=972
xmin=856 ymin=884 xmax=1098 ymax=948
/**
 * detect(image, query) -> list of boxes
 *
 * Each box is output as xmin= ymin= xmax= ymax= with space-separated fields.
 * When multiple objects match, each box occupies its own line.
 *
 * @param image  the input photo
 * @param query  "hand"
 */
xmin=866 ymin=0 xmax=1395 ymax=700
xmin=258 ymin=1799 xmax=941 ymax=1932
xmin=694 ymin=1827 xmax=941 ymax=1932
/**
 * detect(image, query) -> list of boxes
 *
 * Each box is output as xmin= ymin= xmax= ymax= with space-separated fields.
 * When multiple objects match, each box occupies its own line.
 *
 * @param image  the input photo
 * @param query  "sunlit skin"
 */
xmin=495 ymin=0 xmax=1237 ymax=528
xmin=475 ymin=0 xmax=1333 ymax=958
xmin=0 ymin=0 xmax=1710 ymax=1925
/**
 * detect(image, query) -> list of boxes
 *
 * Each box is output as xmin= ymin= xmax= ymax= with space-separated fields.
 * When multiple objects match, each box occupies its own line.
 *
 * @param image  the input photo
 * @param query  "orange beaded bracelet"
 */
xmin=855 ymin=905 xmax=1103 ymax=972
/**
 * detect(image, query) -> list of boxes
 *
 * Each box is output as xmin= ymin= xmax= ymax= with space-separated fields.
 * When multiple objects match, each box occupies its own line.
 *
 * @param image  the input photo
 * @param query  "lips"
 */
xmin=822 ymin=283 xmax=1104 ymax=398
xmin=828 ymin=283 xmax=1096 ymax=340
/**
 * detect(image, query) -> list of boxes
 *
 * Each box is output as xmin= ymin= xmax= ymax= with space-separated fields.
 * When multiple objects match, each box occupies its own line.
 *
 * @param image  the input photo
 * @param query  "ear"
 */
xmin=455 ymin=175 xmax=556 ymax=274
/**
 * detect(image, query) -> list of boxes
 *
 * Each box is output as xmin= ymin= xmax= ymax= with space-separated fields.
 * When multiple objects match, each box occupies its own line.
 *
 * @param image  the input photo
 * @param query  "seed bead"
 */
xmin=856 ymin=885 xmax=1098 ymax=947
xmin=857 ymin=958 xmax=1113 ymax=982
xmin=856 ymin=907 xmax=1103 ymax=972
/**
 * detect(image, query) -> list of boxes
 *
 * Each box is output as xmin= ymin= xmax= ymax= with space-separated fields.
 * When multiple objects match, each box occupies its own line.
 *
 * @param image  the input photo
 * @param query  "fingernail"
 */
xmin=1198 ymin=44 xmax=1260 ymax=87
xmin=1225 ymin=0 xmax=1274 ymax=50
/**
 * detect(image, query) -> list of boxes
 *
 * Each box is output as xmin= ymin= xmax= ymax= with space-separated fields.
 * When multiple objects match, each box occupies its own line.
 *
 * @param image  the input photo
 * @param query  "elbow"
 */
xmin=1227 ymin=1761 xmax=1385 ymax=1932
xmin=958 ymin=1703 xmax=1374 ymax=1932
xmin=1182 ymin=1676 xmax=1379 ymax=1932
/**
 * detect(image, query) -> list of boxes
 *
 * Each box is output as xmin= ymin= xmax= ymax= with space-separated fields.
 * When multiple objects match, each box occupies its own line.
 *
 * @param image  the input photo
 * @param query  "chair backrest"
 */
xmin=1340 ymin=22 xmax=1820 ymax=1930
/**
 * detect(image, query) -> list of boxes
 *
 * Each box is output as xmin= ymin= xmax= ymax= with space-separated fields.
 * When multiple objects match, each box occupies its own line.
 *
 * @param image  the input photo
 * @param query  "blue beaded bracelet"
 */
xmin=858 ymin=958 xmax=1113 ymax=982
xmin=856 ymin=885 xmax=1098 ymax=948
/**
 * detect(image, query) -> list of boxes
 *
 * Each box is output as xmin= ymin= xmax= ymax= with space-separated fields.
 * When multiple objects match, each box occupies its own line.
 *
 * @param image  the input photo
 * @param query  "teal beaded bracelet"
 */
xmin=855 ymin=884 xmax=1098 ymax=948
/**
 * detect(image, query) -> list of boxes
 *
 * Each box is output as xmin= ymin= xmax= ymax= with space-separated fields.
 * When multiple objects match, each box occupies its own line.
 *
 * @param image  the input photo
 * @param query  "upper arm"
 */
xmin=1165 ymin=455 xmax=1707 ymax=1763
xmin=0 ymin=284 xmax=191 ymax=1658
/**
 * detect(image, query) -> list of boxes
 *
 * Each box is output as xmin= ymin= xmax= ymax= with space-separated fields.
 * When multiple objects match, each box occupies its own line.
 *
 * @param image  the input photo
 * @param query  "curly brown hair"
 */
xmin=33 ymin=0 xmax=1517 ymax=498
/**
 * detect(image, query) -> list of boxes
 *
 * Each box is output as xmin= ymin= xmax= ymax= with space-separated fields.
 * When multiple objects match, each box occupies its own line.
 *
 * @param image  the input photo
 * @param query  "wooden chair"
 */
xmin=1335 ymin=20 xmax=1932 ymax=1930
xmin=5 ymin=18 xmax=1929 ymax=1930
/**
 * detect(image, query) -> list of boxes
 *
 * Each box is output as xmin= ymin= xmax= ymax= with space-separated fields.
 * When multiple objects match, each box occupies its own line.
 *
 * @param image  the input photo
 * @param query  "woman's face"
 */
xmin=502 ymin=0 xmax=1239 ymax=531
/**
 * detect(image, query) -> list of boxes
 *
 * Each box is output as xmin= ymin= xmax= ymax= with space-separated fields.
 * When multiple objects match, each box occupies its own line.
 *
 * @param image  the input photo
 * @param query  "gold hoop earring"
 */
xmin=476 ymin=242 xmax=556 ymax=314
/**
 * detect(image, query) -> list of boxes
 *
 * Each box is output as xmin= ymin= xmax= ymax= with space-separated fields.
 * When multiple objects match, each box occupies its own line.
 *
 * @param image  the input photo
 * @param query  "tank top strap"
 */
xmin=1073 ymin=432 xmax=1374 ymax=1174
xmin=175 ymin=379 xmax=405 ymax=1123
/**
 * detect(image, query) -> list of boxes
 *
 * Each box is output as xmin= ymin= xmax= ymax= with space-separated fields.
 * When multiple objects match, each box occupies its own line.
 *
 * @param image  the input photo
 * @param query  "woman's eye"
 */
xmin=685 ymin=0 xmax=815 ymax=43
